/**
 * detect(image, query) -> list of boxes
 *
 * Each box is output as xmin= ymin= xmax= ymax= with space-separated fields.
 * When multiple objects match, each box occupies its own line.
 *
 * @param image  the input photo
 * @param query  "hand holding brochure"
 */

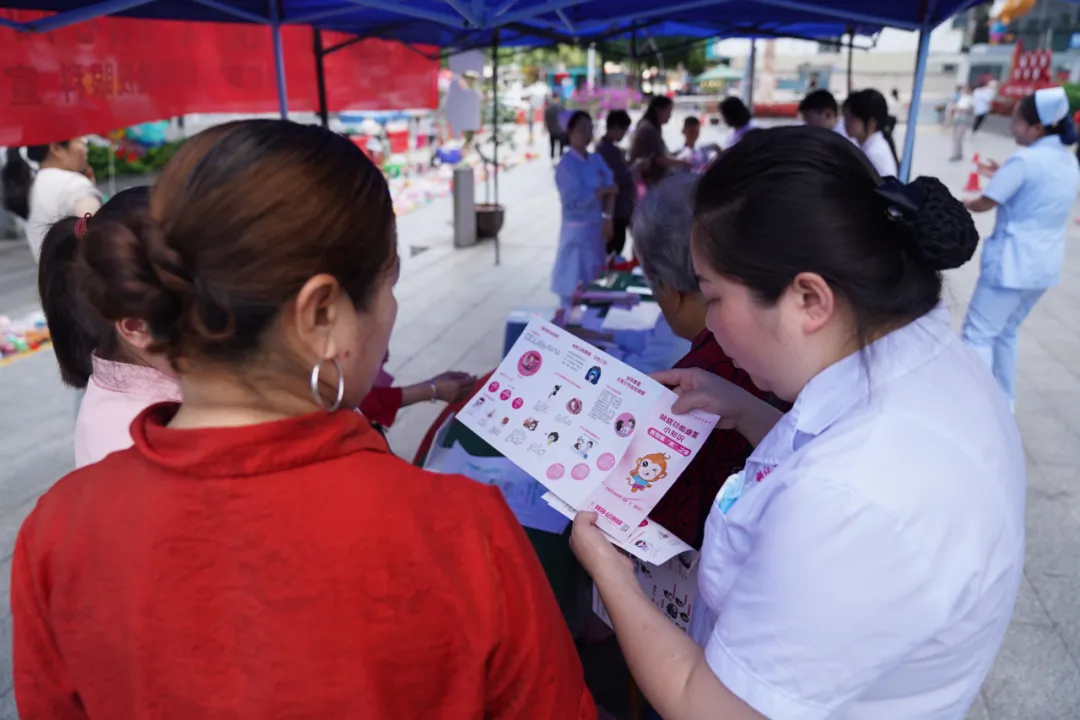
xmin=457 ymin=319 xmax=719 ymax=564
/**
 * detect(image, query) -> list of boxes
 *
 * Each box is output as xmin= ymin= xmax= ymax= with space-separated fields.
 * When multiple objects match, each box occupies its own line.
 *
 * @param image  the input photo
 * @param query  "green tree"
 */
xmin=600 ymin=36 xmax=709 ymax=75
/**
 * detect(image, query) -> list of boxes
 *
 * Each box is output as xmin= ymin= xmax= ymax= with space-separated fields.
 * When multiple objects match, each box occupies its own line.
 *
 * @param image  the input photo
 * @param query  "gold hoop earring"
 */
xmin=309 ymin=357 xmax=345 ymax=412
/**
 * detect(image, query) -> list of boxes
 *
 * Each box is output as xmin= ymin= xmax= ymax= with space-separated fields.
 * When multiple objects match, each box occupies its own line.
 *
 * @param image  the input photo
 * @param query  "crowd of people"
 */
xmin=2 ymin=83 xmax=1077 ymax=719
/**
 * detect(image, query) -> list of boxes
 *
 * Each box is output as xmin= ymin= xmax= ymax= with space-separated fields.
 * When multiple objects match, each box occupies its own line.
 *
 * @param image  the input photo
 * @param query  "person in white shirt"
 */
xmin=961 ymin=87 xmax=1080 ymax=412
xmin=799 ymin=89 xmax=838 ymax=130
xmin=719 ymin=97 xmax=758 ymax=150
xmin=571 ymin=125 xmax=1024 ymax=720
xmin=673 ymin=116 xmax=714 ymax=173
xmin=972 ymin=81 xmax=997 ymax=134
xmin=843 ymin=88 xmax=900 ymax=177
xmin=2 ymin=139 xmax=101 ymax=261
xmin=950 ymin=86 xmax=976 ymax=161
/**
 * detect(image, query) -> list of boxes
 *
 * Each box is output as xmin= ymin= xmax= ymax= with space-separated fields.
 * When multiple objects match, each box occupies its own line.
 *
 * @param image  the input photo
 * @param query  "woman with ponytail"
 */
xmin=37 ymin=187 xmax=179 ymax=464
xmin=2 ymin=139 xmax=101 ymax=260
xmin=37 ymin=186 xmax=183 ymax=467
xmin=842 ymin=89 xmax=900 ymax=178
xmin=961 ymin=87 xmax=1080 ymax=412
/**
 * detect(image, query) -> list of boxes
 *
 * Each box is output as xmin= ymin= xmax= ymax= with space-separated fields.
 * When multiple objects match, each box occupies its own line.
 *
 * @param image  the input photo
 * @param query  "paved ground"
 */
xmin=1 ymin=116 xmax=1078 ymax=718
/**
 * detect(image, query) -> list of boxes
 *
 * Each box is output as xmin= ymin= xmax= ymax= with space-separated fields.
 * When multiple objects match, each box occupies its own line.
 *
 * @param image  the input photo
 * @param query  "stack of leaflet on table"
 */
xmin=457 ymin=318 xmax=719 ymax=565
xmin=600 ymin=302 xmax=663 ymax=332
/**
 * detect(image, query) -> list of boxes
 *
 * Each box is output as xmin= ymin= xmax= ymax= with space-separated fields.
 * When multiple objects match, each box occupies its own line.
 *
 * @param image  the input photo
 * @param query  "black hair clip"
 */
xmin=873 ymin=176 xmax=922 ymax=219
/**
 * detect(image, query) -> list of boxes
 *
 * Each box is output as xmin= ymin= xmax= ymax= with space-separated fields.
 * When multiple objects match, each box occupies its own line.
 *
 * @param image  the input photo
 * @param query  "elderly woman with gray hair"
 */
xmin=631 ymin=174 xmax=779 ymax=548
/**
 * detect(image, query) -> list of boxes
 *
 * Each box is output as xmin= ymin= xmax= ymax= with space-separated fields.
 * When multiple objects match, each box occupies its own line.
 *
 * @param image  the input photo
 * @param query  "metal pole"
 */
xmin=744 ymin=40 xmax=756 ymax=109
xmin=269 ymin=0 xmax=288 ymax=119
xmin=587 ymin=43 xmax=596 ymax=88
xmin=313 ymin=28 xmax=329 ymax=127
xmin=492 ymin=29 xmax=501 ymax=266
xmin=899 ymin=15 xmax=934 ymax=182
xmin=846 ymin=29 xmax=854 ymax=94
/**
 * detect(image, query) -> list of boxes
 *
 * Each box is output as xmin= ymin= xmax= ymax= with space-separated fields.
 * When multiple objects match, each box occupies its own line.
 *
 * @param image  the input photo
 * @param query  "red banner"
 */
xmin=0 ymin=11 xmax=439 ymax=146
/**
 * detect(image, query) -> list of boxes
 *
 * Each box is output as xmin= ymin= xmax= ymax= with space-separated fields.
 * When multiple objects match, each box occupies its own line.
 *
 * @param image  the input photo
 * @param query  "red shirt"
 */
xmin=359 ymin=386 xmax=405 ymax=427
xmin=648 ymin=331 xmax=778 ymax=549
xmin=12 ymin=405 xmax=595 ymax=720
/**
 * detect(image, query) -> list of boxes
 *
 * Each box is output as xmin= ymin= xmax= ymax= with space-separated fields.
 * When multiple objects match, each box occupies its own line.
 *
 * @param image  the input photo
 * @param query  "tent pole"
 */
xmin=314 ymin=28 xmax=330 ymax=127
xmin=744 ymin=40 xmax=756 ymax=109
xmin=492 ymin=29 xmax=501 ymax=267
xmin=269 ymin=0 xmax=288 ymax=119
xmin=899 ymin=8 xmax=934 ymax=182
xmin=846 ymin=28 xmax=854 ymax=94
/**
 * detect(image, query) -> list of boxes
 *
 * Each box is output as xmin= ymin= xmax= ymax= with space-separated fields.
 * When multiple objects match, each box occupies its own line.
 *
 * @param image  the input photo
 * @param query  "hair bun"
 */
xmin=877 ymin=176 xmax=979 ymax=272
xmin=78 ymin=212 xmax=190 ymax=353
xmin=906 ymin=177 xmax=979 ymax=271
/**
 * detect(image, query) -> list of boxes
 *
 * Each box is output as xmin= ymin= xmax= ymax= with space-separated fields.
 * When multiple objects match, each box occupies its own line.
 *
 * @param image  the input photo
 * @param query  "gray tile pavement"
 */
xmin=0 ymin=117 xmax=1078 ymax=718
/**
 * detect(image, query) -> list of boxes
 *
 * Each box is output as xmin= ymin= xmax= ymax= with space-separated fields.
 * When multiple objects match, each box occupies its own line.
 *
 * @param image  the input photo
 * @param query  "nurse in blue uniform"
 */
xmin=551 ymin=110 xmax=616 ymax=308
xmin=570 ymin=126 xmax=1026 ymax=720
xmin=961 ymin=87 xmax=1080 ymax=411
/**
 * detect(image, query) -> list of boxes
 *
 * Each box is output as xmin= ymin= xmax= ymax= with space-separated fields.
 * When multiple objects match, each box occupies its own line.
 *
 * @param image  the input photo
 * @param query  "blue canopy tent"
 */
xmin=0 ymin=0 xmax=985 ymax=181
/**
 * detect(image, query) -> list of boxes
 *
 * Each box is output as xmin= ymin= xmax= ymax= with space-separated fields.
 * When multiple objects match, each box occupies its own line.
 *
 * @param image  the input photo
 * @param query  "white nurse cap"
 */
xmin=1034 ymin=86 xmax=1070 ymax=126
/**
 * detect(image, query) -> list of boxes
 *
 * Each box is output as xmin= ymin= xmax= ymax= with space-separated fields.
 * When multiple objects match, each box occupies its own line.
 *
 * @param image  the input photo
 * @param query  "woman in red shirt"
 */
xmin=12 ymin=119 xmax=595 ymax=720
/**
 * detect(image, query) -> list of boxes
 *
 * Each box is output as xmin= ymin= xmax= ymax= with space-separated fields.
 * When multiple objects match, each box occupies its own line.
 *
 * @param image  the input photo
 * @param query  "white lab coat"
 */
xmin=691 ymin=305 xmax=1025 ymax=719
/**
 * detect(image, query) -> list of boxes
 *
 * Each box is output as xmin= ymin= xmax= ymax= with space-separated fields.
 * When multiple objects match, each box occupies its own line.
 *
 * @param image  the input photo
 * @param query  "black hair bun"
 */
xmin=881 ymin=176 xmax=979 ymax=272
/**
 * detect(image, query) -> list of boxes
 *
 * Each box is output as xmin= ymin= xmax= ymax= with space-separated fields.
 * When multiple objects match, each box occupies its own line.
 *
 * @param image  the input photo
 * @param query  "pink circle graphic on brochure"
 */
xmin=500 ymin=389 xmax=512 ymax=401
xmin=488 ymin=381 xmax=500 ymax=393
xmin=512 ymin=397 xmax=524 ymax=410
xmin=518 ymin=350 xmax=543 ymax=377
xmin=596 ymin=453 xmax=617 ymax=471
xmin=614 ymin=413 xmax=636 ymax=438
xmin=571 ymin=463 xmax=591 ymax=481
xmin=546 ymin=463 xmax=565 ymax=480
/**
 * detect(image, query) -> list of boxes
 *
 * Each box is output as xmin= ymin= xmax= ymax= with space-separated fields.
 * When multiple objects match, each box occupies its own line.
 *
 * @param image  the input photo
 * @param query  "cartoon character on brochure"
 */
xmin=628 ymin=453 xmax=670 ymax=493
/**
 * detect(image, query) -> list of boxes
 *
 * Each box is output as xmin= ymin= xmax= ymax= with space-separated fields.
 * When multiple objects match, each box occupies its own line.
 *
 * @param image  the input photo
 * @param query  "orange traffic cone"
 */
xmin=964 ymin=153 xmax=982 ymax=194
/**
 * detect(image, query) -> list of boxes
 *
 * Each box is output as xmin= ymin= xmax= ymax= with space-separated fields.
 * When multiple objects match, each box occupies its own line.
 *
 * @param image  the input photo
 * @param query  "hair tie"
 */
xmin=1055 ymin=115 xmax=1079 ymax=146
xmin=873 ymin=176 xmax=923 ymax=219
xmin=73 ymin=213 xmax=92 ymax=240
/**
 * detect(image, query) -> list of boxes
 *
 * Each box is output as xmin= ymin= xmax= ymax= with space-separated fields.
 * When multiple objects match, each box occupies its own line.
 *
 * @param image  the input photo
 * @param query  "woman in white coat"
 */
xmin=551 ymin=110 xmax=616 ymax=308
xmin=571 ymin=126 xmax=1025 ymax=720
xmin=961 ymin=87 xmax=1080 ymax=412
xmin=2 ymin=140 xmax=100 ymax=261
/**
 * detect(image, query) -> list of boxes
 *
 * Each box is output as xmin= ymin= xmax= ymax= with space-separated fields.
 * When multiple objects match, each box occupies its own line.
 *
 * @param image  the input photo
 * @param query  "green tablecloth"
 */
xmin=591 ymin=270 xmax=650 ymax=294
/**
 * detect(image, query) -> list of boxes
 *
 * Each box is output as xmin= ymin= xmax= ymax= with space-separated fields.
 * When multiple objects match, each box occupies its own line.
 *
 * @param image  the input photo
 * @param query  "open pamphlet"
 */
xmin=458 ymin=318 xmax=719 ymax=564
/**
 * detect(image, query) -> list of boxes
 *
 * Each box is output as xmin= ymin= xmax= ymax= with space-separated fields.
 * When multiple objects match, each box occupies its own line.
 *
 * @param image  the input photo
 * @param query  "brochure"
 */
xmin=592 ymin=553 xmax=699 ymax=632
xmin=457 ymin=318 xmax=718 ymax=559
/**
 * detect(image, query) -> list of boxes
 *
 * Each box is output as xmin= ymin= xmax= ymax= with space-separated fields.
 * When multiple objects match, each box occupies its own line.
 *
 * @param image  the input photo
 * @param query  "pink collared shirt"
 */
xmin=74 ymin=355 xmax=182 ymax=468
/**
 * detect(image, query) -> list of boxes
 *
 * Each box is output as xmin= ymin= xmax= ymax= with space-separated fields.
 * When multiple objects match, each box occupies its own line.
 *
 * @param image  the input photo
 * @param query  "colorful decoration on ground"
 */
xmin=0 ymin=311 xmax=50 ymax=362
xmin=388 ymin=147 xmax=540 ymax=217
